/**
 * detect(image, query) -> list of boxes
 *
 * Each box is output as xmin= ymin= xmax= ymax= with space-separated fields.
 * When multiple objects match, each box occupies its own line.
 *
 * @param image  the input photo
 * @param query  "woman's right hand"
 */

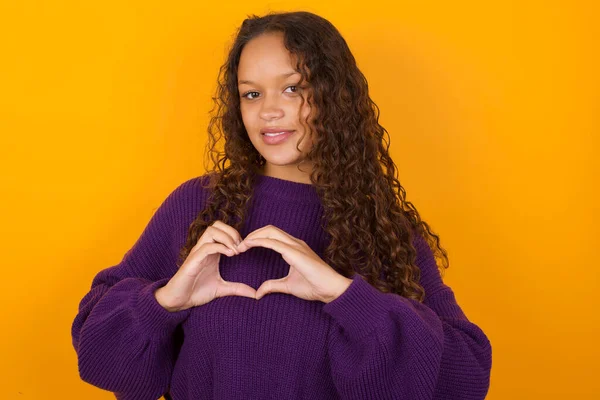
xmin=154 ymin=221 xmax=255 ymax=312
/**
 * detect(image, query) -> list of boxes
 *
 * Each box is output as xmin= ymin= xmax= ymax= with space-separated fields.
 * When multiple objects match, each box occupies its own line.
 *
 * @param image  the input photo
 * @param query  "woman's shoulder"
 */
xmin=153 ymin=174 xmax=215 ymax=241
xmin=170 ymin=173 xmax=215 ymax=198
xmin=156 ymin=173 xmax=215 ymax=219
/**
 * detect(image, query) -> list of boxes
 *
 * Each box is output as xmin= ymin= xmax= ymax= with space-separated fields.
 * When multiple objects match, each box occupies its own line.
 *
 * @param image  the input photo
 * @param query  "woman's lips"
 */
xmin=261 ymin=130 xmax=295 ymax=145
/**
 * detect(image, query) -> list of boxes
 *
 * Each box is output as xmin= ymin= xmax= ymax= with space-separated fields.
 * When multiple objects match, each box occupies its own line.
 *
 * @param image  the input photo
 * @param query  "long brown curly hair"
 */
xmin=177 ymin=10 xmax=449 ymax=302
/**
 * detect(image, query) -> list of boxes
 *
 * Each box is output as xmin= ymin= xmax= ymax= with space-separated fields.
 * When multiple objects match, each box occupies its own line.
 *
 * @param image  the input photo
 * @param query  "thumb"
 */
xmin=217 ymin=281 xmax=257 ymax=300
xmin=256 ymin=278 xmax=289 ymax=300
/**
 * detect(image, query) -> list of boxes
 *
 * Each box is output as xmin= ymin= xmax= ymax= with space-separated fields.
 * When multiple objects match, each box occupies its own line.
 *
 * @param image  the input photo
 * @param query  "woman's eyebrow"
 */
xmin=238 ymin=71 xmax=299 ymax=85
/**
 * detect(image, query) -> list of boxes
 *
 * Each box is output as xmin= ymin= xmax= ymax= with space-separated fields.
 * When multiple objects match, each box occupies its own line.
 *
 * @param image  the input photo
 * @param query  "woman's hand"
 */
xmin=236 ymin=225 xmax=352 ymax=303
xmin=155 ymin=221 xmax=256 ymax=312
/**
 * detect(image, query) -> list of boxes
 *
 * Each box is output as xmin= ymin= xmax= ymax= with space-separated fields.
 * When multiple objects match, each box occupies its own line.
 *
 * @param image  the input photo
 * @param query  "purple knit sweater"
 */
xmin=71 ymin=173 xmax=492 ymax=400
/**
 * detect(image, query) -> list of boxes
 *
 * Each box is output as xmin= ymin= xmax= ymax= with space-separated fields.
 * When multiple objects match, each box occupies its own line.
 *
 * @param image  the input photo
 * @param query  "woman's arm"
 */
xmin=322 ymin=233 xmax=492 ymax=400
xmin=71 ymin=178 xmax=198 ymax=400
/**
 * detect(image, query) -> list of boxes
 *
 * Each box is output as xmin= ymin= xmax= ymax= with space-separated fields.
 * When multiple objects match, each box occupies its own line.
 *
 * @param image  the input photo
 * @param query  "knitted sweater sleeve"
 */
xmin=70 ymin=179 xmax=198 ymax=400
xmin=322 ymin=232 xmax=492 ymax=400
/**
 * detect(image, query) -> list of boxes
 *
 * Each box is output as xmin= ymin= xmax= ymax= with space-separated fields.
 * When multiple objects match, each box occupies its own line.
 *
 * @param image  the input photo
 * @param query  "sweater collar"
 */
xmin=253 ymin=173 xmax=321 ymax=205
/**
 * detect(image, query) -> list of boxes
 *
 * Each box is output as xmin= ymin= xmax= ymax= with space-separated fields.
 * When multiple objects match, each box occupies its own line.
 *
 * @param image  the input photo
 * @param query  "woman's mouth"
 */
xmin=261 ymin=130 xmax=295 ymax=145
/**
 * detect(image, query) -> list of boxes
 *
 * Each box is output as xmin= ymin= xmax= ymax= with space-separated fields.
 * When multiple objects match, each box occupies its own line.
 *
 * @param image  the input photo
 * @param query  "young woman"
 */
xmin=72 ymin=11 xmax=492 ymax=400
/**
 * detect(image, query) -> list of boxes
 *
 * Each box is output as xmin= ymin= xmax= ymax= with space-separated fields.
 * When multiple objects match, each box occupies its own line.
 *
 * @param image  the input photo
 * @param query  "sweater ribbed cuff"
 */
xmin=322 ymin=274 xmax=400 ymax=341
xmin=136 ymin=278 xmax=191 ymax=338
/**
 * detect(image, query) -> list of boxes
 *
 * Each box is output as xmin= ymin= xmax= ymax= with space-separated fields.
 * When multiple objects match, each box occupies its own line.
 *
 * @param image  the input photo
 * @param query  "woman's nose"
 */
xmin=260 ymin=97 xmax=284 ymax=120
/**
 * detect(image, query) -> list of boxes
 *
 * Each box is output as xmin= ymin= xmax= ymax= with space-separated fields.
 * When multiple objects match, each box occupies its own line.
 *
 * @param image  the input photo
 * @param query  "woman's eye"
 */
xmin=241 ymin=85 xmax=300 ymax=100
xmin=242 ymin=91 xmax=259 ymax=100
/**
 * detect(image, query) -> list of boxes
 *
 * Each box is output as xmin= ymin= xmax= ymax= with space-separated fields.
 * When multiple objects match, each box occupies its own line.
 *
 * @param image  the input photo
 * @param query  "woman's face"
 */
xmin=237 ymin=31 xmax=315 ymax=182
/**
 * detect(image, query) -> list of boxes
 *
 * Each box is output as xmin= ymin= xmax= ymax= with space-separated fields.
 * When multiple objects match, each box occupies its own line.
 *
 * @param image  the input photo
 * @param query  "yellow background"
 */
xmin=1 ymin=0 xmax=597 ymax=398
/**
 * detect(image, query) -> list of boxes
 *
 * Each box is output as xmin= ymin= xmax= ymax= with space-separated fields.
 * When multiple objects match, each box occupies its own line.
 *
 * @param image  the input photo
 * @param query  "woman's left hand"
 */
xmin=236 ymin=225 xmax=352 ymax=303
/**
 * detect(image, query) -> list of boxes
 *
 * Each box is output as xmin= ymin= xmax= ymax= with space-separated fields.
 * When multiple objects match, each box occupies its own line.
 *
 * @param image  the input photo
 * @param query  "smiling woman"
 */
xmin=237 ymin=31 xmax=315 ymax=182
xmin=71 ymin=10 xmax=492 ymax=400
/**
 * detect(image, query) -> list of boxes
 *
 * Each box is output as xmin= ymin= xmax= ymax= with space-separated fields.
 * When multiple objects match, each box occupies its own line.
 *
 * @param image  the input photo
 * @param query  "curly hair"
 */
xmin=176 ymin=10 xmax=450 ymax=302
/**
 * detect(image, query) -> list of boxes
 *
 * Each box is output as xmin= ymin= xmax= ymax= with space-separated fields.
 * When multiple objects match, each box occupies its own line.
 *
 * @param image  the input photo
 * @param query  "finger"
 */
xmin=240 ymin=225 xmax=268 ymax=243
xmin=242 ymin=226 xmax=298 ymax=247
xmin=176 ymin=243 xmax=235 ymax=288
xmin=187 ymin=243 xmax=235 ymax=273
xmin=212 ymin=220 xmax=244 ymax=245
xmin=217 ymin=281 xmax=257 ymax=300
xmin=203 ymin=242 xmax=236 ymax=257
xmin=256 ymin=277 xmax=289 ymax=300
xmin=193 ymin=225 xmax=240 ymax=255
xmin=239 ymin=234 xmax=298 ymax=253
xmin=239 ymin=237 xmax=287 ymax=254
xmin=208 ymin=227 xmax=241 ymax=254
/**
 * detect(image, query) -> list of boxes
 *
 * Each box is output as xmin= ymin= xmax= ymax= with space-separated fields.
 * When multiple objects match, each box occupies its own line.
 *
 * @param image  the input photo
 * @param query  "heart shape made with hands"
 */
xmin=230 ymin=225 xmax=352 ymax=303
